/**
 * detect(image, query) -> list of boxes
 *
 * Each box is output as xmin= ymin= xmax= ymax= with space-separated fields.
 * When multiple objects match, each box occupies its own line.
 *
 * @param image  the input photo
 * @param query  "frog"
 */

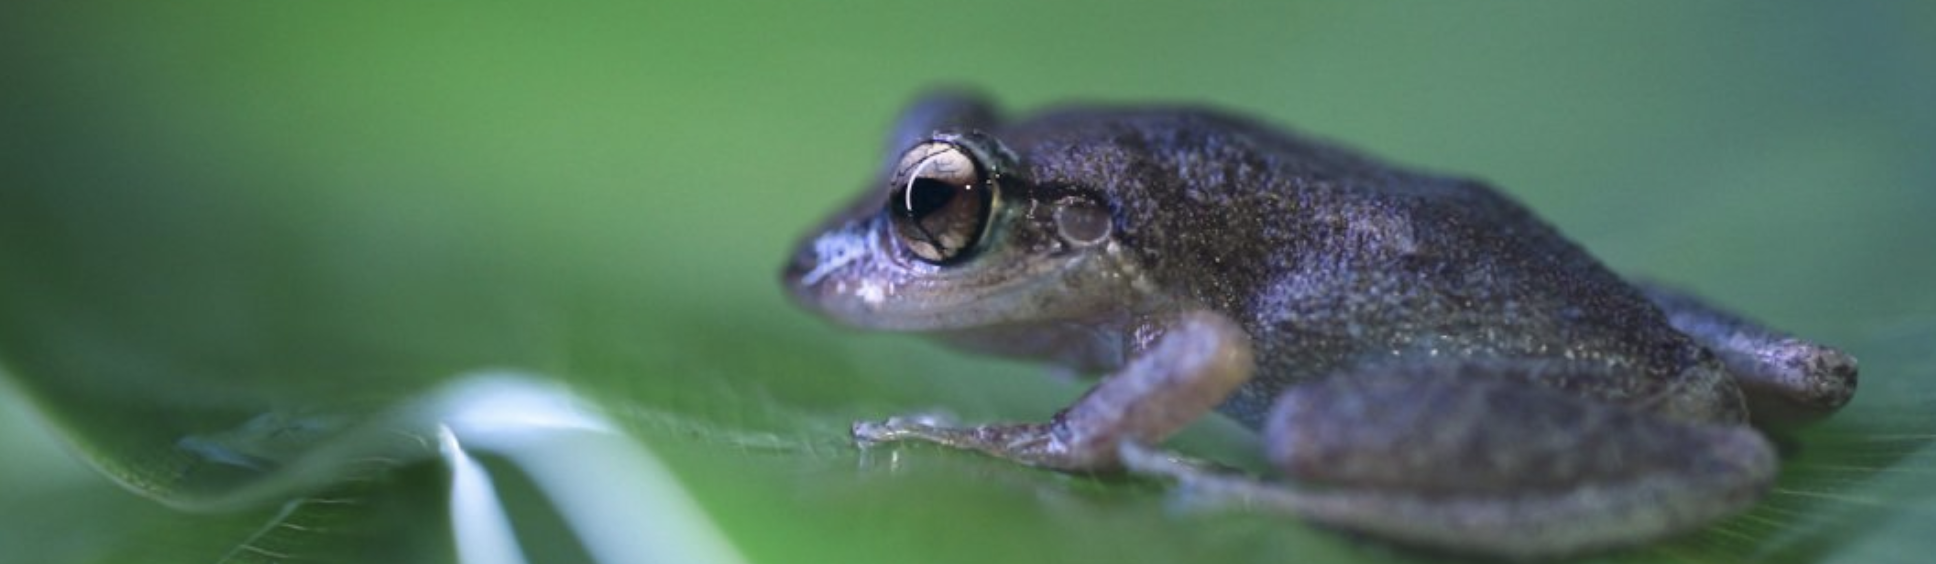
xmin=779 ymin=93 xmax=1858 ymax=560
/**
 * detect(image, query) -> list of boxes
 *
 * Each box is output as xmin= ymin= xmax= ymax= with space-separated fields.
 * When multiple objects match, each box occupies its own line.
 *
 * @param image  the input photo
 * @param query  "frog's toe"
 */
xmin=849 ymin=411 xmax=961 ymax=446
xmin=1637 ymin=282 xmax=1858 ymax=429
xmin=1732 ymin=338 xmax=1857 ymax=428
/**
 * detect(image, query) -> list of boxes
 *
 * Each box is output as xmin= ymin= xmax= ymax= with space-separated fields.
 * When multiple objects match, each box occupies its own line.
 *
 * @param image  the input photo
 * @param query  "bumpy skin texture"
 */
xmin=784 ymin=96 xmax=1857 ymax=561
xmin=994 ymin=109 xmax=1738 ymax=426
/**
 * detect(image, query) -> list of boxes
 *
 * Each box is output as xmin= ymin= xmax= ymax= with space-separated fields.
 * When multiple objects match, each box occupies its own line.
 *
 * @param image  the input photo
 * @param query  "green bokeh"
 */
xmin=3 ymin=1 xmax=1933 ymax=563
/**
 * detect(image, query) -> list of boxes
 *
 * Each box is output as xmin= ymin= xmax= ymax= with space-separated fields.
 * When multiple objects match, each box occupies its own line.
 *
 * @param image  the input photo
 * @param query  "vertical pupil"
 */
xmin=907 ymin=177 xmax=960 ymax=219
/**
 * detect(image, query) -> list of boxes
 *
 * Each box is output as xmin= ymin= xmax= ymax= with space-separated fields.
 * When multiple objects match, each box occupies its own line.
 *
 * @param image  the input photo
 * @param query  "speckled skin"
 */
xmin=782 ymin=95 xmax=1858 ymax=560
xmin=1000 ymin=109 xmax=1736 ymax=427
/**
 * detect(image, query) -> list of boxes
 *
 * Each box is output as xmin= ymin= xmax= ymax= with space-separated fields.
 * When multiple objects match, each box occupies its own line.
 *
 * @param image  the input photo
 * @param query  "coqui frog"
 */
xmin=780 ymin=94 xmax=1858 ymax=560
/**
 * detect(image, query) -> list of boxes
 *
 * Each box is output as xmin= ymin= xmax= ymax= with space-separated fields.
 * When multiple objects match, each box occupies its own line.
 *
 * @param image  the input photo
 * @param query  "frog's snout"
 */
xmin=780 ymin=239 xmax=831 ymax=310
xmin=781 ymin=228 xmax=865 ymax=312
xmin=782 ymin=243 xmax=816 ymax=287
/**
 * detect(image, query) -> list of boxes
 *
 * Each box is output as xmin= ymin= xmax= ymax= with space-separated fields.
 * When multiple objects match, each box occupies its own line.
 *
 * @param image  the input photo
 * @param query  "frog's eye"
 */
xmin=887 ymin=141 xmax=995 ymax=264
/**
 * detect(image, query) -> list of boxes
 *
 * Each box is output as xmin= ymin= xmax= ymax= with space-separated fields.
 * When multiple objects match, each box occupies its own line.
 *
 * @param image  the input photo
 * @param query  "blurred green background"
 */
xmin=3 ymin=2 xmax=1933 ymax=563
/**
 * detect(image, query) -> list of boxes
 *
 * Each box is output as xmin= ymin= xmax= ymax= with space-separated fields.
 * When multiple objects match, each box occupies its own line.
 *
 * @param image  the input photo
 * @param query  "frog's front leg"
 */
xmin=853 ymin=310 xmax=1253 ymax=471
xmin=1130 ymin=364 xmax=1777 ymax=561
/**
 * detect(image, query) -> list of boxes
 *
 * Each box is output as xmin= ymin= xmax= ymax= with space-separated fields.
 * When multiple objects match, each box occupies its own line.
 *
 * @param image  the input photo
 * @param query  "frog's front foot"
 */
xmin=851 ymin=417 xmax=1092 ymax=468
xmin=850 ymin=412 xmax=958 ymax=447
xmin=851 ymin=311 xmax=1254 ymax=472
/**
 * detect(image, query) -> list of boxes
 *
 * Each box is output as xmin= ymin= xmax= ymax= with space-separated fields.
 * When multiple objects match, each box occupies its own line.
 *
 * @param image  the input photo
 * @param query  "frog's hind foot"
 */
xmin=1245 ymin=369 xmax=1776 ymax=561
xmin=1637 ymin=282 xmax=1858 ymax=429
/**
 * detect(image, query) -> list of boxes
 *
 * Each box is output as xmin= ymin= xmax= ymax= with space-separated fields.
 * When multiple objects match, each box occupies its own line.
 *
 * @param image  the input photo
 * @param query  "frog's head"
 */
xmin=781 ymin=95 xmax=1136 ymax=332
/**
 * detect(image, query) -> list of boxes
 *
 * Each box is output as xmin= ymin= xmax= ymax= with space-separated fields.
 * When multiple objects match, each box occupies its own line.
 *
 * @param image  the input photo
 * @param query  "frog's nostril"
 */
xmin=783 ymin=250 xmax=812 ymax=282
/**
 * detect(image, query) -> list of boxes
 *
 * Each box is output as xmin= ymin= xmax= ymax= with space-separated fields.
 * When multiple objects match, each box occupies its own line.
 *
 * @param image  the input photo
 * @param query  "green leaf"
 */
xmin=3 ymin=2 xmax=1932 ymax=564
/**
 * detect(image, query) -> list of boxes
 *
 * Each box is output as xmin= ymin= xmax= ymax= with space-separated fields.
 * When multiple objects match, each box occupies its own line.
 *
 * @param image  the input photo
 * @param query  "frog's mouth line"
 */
xmin=801 ymin=256 xmax=1110 ymax=333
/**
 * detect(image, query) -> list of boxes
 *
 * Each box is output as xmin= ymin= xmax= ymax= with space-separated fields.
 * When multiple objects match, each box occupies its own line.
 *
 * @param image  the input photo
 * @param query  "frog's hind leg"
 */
xmin=1637 ymin=282 xmax=1858 ymax=429
xmin=1124 ymin=365 xmax=1777 ymax=561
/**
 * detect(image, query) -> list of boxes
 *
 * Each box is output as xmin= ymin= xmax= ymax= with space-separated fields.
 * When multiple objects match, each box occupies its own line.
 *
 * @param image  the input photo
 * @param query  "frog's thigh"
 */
xmin=1637 ymin=282 xmax=1858 ymax=428
xmin=853 ymin=310 xmax=1252 ymax=471
xmin=1267 ymin=368 xmax=1776 ymax=560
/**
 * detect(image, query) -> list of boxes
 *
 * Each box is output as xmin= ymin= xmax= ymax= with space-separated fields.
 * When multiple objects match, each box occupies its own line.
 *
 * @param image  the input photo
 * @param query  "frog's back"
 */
xmin=1001 ymin=108 xmax=1708 ymax=425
